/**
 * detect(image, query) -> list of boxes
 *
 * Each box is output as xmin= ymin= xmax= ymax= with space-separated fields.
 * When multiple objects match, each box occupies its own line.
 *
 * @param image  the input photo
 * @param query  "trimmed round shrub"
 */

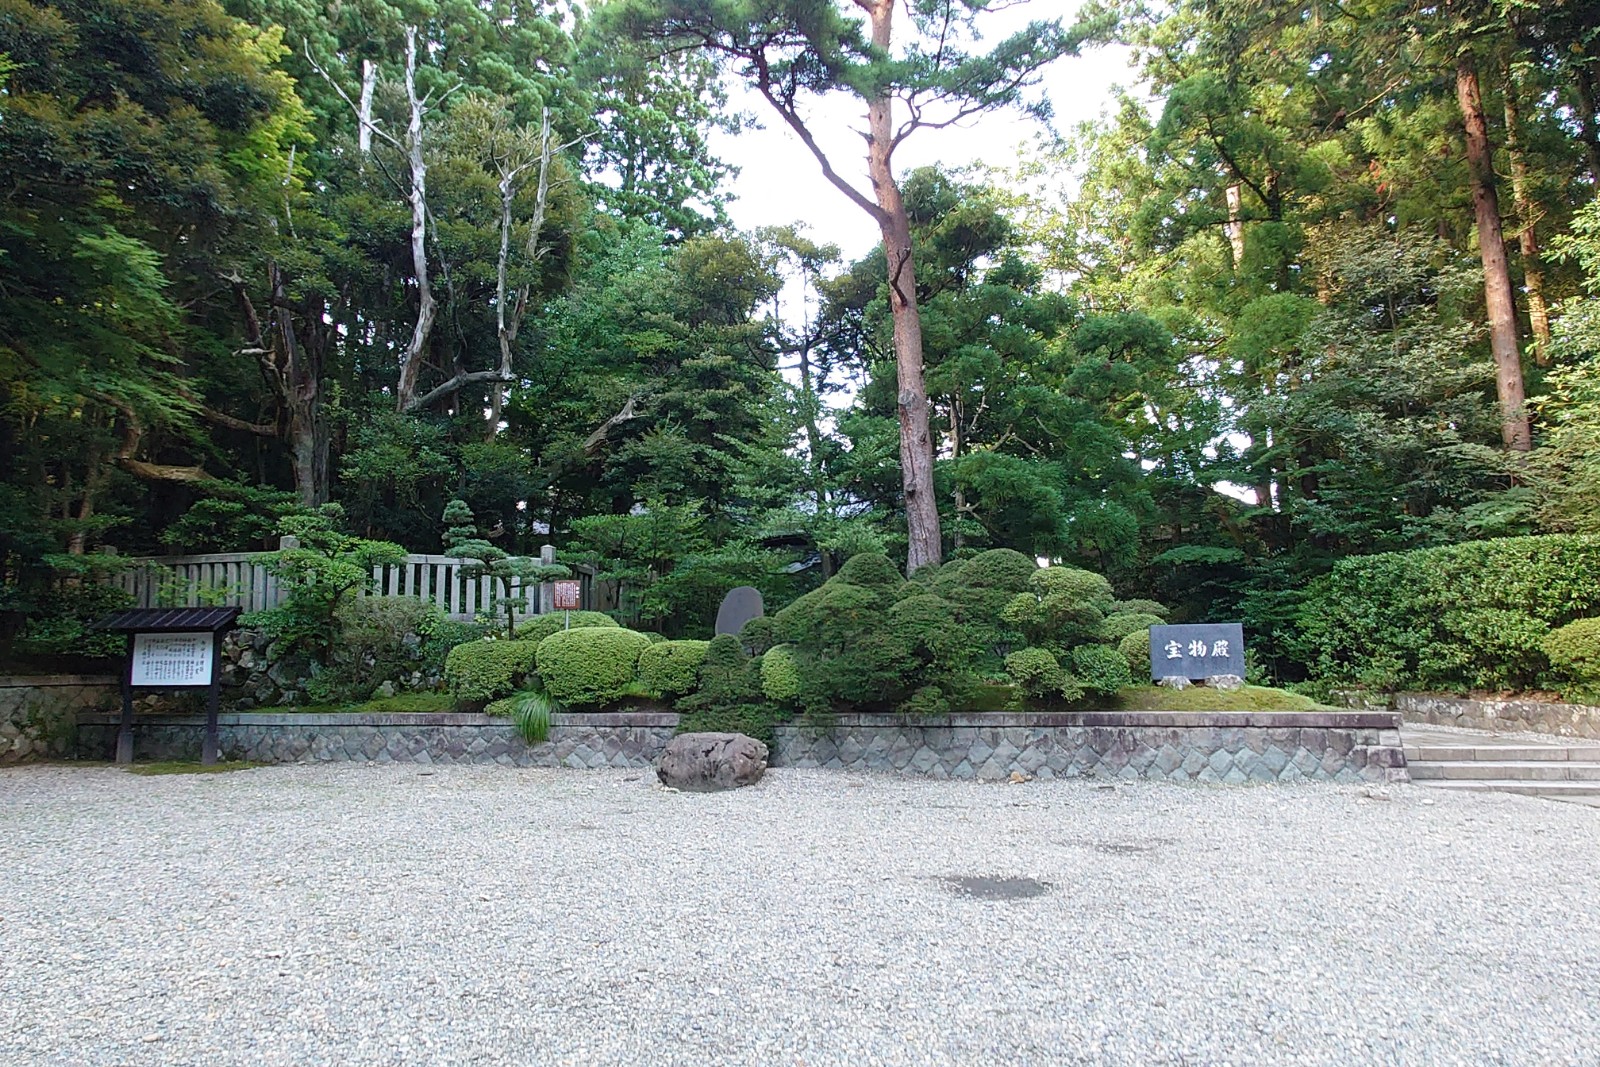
xmin=1118 ymin=629 xmax=1151 ymax=679
xmin=1005 ymin=647 xmax=1084 ymax=705
xmin=514 ymin=610 xmax=618 ymax=644
xmin=1033 ymin=567 xmax=1115 ymax=609
xmin=1110 ymin=598 xmax=1171 ymax=620
xmin=444 ymin=640 xmax=541 ymax=703
xmin=761 ymin=644 xmax=802 ymax=703
xmin=1543 ymin=618 xmax=1600 ymax=684
xmin=536 ymin=627 xmax=652 ymax=708
xmin=1070 ymin=643 xmax=1134 ymax=698
xmin=1006 ymin=647 xmax=1065 ymax=698
xmin=1101 ymin=611 xmax=1163 ymax=642
xmin=638 ymin=639 xmax=710 ymax=699
xmin=835 ymin=551 xmax=907 ymax=592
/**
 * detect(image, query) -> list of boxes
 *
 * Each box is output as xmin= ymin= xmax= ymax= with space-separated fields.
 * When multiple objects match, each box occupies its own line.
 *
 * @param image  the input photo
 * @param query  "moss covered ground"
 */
xmin=1110 ymin=685 xmax=1327 ymax=712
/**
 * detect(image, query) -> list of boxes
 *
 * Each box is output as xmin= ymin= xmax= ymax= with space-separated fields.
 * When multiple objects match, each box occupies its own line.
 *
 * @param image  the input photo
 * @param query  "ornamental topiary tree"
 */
xmin=249 ymin=505 xmax=409 ymax=664
xmin=442 ymin=499 xmax=570 ymax=639
xmin=773 ymin=552 xmax=980 ymax=716
xmin=678 ymin=634 xmax=774 ymax=740
xmin=535 ymin=627 xmax=652 ymax=708
xmin=1001 ymin=566 xmax=1116 ymax=652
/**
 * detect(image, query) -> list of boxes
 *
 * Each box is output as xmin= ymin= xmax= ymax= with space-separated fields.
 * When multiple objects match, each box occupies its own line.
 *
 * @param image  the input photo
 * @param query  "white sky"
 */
xmin=706 ymin=4 xmax=1138 ymax=261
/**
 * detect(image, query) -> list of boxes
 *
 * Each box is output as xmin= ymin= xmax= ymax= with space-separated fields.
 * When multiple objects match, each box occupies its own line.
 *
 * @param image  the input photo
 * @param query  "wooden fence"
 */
xmin=113 ymin=549 xmax=590 ymax=623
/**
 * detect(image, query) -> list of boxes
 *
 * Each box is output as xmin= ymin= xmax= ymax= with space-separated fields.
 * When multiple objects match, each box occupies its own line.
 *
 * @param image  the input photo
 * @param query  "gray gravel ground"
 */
xmin=2 ymin=764 xmax=1597 ymax=1067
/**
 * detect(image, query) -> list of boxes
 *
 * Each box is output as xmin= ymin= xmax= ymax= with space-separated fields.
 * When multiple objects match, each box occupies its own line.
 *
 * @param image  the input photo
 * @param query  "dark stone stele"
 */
xmin=656 ymin=732 xmax=768 ymax=792
xmin=713 ymin=585 xmax=764 ymax=637
xmin=1149 ymin=622 xmax=1246 ymax=681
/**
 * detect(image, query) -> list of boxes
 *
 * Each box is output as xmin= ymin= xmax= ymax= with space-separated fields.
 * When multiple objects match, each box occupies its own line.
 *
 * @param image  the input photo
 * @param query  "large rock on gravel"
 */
xmin=656 ymin=733 xmax=768 ymax=792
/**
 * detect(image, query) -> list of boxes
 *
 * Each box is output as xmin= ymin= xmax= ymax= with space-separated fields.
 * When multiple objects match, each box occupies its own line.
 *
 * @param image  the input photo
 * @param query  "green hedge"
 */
xmin=760 ymin=644 xmax=801 ymax=702
xmin=444 ymin=640 xmax=541 ymax=703
xmin=514 ymin=610 xmax=617 ymax=644
xmin=536 ymin=627 xmax=652 ymax=708
xmin=1543 ymin=618 xmax=1600 ymax=697
xmin=638 ymin=639 xmax=710 ymax=699
xmin=1297 ymin=535 xmax=1600 ymax=692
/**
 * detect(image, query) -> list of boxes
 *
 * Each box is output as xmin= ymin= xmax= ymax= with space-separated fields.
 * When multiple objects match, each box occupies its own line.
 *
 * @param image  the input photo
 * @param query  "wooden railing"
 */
xmin=113 ymin=549 xmax=589 ymax=622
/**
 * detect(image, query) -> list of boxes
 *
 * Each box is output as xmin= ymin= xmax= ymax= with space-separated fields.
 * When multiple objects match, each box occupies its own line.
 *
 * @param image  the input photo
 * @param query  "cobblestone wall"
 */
xmin=69 ymin=708 xmax=1408 ymax=783
xmin=771 ymin=712 xmax=1409 ymax=784
xmin=0 ymin=676 xmax=118 ymax=764
xmin=75 ymin=711 xmax=676 ymax=768
xmin=1394 ymin=693 xmax=1600 ymax=740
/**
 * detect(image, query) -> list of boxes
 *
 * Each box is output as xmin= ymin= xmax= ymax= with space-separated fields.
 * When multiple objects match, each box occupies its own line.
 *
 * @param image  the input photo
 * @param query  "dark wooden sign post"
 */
xmin=94 ymin=607 xmax=242 ymax=765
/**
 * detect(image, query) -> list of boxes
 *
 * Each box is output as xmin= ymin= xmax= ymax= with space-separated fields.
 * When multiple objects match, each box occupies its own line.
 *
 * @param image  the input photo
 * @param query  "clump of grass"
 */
xmin=509 ymin=690 xmax=558 ymax=745
xmin=128 ymin=760 xmax=259 ymax=776
xmin=1110 ymin=684 xmax=1327 ymax=712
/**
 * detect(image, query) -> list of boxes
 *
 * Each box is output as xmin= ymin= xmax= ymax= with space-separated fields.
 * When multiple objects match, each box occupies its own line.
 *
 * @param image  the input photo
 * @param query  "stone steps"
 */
xmin=1407 ymin=760 xmax=1600 ymax=782
xmin=1403 ymin=724 xmax=1600 ymax=803
xmin=1412 ymin=779 xmax=1600 ymax=797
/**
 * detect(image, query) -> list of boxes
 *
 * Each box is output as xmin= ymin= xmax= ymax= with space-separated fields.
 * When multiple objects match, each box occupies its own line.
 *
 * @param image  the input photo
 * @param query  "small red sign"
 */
xmin=552 ymin=580 xmax=581 ymax=611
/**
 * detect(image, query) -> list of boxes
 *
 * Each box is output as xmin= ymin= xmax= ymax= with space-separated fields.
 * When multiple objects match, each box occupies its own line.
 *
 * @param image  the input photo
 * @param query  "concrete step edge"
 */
xmin=1412 ymin=780 xmax=1600 ymax=795
xmin=1407 ymin=761 xmax=1600 ymax=781
xmin=1403 ymin=746 xmax=1589 ymax=762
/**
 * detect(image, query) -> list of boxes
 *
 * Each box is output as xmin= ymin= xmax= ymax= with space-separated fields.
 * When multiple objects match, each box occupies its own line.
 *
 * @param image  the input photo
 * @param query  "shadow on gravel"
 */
xmin=941 ymin=875 xmax=1052 ymax=900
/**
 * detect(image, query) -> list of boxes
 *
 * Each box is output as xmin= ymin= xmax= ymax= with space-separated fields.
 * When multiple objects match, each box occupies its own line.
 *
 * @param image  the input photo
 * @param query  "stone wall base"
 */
xmin=62 ymin=709 xmax=1408 ymax=784
xmin=74 ymin=711 xmax=676 ymax=769
xmin=771 ymin=712 xmax=1408 ymax=784
xmin=0 ymin=676 xmax=118 ymax=764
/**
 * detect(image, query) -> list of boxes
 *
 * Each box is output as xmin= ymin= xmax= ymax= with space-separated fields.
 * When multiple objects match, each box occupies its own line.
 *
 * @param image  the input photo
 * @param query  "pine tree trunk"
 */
xmin=1455 ymin=57 xmax=1531 ymax=452
xmin=1503 ymin=69 xmax=1551 ymax=364
xmin=1225 ymin=184 xmax=1246 ymax=269
xmin=1573 ymin=64 xmax=1600 ymax=180
xmin=865 ymin=0 xmax=942 ymax=574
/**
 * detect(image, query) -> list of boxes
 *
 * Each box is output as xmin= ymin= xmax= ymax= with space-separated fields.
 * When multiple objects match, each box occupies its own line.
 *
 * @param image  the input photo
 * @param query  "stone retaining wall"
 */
xmin=75 ymin=711 xmax=676 ymax=769
xmin=0 ymin=676 xmax=117 ymax=764
xmin=771 ymin=711 xmax=1409 ymax=784
xmin=1394 ymin=693 xmax=1600 ymax=740
xmin=67 ymin=708 xmax=1408 ymax=784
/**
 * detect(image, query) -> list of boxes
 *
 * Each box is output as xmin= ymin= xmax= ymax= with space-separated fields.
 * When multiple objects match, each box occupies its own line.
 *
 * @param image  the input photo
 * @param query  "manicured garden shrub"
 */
xmin=774 ymin=554 xmax=985 ymax=715
xmin=1297 ymin=535 xmax=1600 ymax=692
xmin=739 ymin=616 xmax=777 ymax=655
xmin=514 ymin=610 xmax=617 ymax=644
xmin=760 ymin=645 xmax=801 ymax=702
xmin=1004 ymin=648 xmax=1083 ymax=704
xmin=1118 ymin=629 xmax=1152 ymax=679
xmin=1101 ymin=611 xmax=1162 ymax=643
xmin=536 ymin=627 xmax=652 ymax=708
xmin=444 ymin=640 xmax=541 ymax=703
xmin=925 ymin=548 xmax=1035 ymax=662
xmin=1543 ymin=618 xmax=1600 ymax=693
xmin=678 ymin=634 xmax=775 ymax=740
xmin=638 ymin=639 xmax=710 ymax=699
xmin=1070 ymin=643 xmax=1134 ymax=698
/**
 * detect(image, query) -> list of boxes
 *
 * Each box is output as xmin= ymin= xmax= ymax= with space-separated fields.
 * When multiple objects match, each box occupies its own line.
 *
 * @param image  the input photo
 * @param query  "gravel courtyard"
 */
xmin=2 ymin=764 xmax=1597 ymax=1067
